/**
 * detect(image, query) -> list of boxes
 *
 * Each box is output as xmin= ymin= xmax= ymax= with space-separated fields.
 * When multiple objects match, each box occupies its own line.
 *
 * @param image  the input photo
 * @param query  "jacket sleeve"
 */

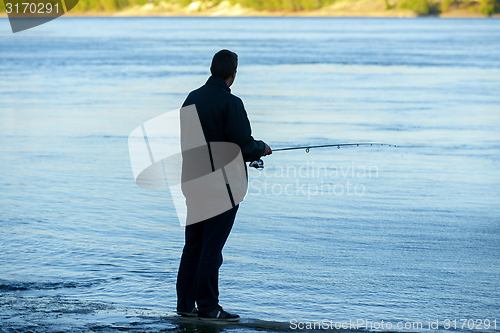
xmin=224 ymin=97 xmax=265 ymax=162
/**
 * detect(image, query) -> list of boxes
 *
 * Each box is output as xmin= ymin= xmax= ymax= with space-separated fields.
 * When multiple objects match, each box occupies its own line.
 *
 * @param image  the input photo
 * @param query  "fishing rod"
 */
xmin=274 ymin=142 xmax=396 ymax=153
xmin=249 ymin=142 xmax=396 ymax=169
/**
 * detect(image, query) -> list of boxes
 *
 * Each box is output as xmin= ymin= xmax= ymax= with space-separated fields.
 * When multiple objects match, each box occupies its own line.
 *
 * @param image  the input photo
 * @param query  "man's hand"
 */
xmin=263 ymin=143 xmax=272 ymax=156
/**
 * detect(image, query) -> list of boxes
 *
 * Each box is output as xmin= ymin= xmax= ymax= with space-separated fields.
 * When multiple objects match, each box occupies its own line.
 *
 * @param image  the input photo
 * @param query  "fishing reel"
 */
xmin=249 ymin=159 xmax=264 ymax=170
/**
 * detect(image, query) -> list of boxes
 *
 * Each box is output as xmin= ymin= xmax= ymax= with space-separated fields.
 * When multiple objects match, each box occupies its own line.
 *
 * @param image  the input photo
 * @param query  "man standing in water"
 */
xmin=176 ymin=50 xmax=272 ymax=321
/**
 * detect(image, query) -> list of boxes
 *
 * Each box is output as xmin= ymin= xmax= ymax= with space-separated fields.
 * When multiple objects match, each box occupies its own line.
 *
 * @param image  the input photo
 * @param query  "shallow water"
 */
xmin=1 ymin=17 xmax=499 ymax=332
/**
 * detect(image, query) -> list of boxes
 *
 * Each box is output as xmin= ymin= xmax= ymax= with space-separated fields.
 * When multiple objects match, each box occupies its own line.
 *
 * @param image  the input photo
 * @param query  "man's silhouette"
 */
xmin=176 ymin=50 xmax=271 ymax=321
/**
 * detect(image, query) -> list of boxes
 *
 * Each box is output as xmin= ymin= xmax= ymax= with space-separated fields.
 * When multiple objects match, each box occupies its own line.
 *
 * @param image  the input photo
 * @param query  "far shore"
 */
xmin=1 ymin=0 xmax=499 ymax=18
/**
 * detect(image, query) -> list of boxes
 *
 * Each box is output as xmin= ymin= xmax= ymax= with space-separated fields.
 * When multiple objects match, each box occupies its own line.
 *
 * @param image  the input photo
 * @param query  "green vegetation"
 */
xmin=479 ymin=0 xmax=499 ymax=14
xmin=1 ymin=0 xmax=498 ymax=15
xmin=73 ymin=0 xmax=149 ymax=10
xmin=229 ymin=0 xmax=335 ymax=10
xmin=69 ymin=0 xmax=498 ymax=15
xmin=71 ymin=0 xmax=335 ymax=11
xmin=398 ymin=0 xmax=431 ymax=14
xmin=440 ymin=0 xmax=452 ymax=11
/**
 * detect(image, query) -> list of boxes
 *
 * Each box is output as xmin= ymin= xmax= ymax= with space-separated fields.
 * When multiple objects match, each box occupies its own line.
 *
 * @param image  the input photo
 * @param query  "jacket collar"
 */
xmin=206 ymin=76 xmax=231 ymax=93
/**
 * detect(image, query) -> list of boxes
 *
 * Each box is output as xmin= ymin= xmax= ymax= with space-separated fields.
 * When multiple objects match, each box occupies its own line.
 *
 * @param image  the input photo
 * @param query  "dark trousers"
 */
xmin=176 ymin=205 xmax=239 ymax=314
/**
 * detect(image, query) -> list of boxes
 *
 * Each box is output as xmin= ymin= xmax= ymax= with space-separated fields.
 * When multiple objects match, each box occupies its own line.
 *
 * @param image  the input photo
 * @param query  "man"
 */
xmin=176 ymin=50 xmax=272 ymax=321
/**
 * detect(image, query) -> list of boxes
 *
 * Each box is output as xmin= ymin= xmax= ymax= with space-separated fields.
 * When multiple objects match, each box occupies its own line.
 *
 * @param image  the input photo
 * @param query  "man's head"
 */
xmin=210 ymin=50 xmax=238 ymax=86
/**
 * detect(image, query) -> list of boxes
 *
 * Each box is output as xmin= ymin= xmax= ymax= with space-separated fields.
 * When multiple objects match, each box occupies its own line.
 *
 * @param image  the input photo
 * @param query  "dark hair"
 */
xmin=210 ymin=50 xmax=238 ymax=80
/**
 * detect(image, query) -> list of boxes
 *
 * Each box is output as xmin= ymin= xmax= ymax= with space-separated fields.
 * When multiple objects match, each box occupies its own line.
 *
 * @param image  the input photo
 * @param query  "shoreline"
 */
xmin=1 ymin=12 xmax=497 ymax=18
xmin=50 ymin=9 xmax=500 ymax=18
xmin=1 ymin=0 xmax=499 ymax=18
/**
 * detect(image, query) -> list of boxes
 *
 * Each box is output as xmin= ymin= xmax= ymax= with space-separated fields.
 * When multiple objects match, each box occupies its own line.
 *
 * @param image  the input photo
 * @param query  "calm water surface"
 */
xmin=0 ymin=17 xmax=499 ymax=332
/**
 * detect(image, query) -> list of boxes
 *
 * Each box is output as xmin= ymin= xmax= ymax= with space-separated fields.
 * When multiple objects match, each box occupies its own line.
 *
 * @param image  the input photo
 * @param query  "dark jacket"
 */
xmin=182 ymin=76 xmax=265 ymax=162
